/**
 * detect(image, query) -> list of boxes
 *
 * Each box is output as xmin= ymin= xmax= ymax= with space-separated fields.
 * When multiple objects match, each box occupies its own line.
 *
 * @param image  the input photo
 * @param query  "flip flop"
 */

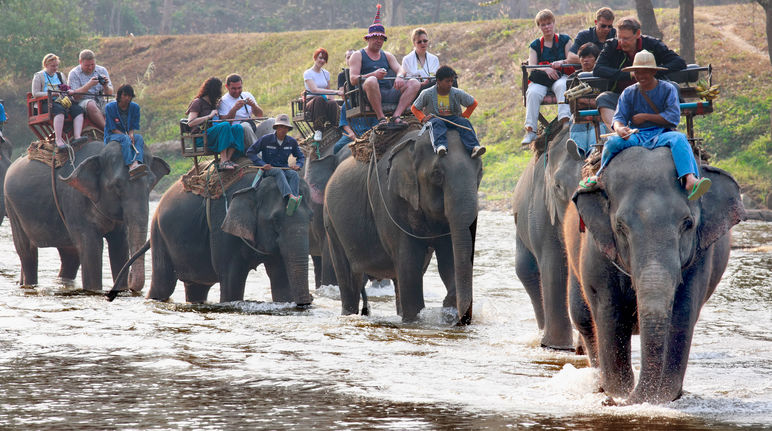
xmin=286 ymin=195 xmax=301 ymax=216
xmin=687 ymin=177 xmax=712 ymax=201
xmin=579 ymin=176 xmax=598 ymax=189
xmin=129 ymin=163 xmax=147 ymax=179
xmin=387 ymin=117 xmax=409 ymax=130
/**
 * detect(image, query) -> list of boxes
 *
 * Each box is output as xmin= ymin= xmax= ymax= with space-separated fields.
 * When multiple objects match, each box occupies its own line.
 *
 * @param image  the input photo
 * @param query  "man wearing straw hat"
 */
xmin=348 ymin=4 xmax=420 ymax=128
xmin=579 ymin=50 xmax=710 ymax=201
xmin=246 ymin=114 xmax=305 ymax=215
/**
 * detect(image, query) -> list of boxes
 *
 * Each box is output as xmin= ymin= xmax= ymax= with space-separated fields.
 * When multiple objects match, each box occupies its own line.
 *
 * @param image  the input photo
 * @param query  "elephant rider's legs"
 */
xmin=107 ymin=132 xmax=145 ymax=173
xmin=79 ymin=98 xmax=106 ymax=131
xmin=430 ymin=116 xmax=480 ymax=155
xmin=392 ymin=78 xmax=420 ymax=118
xmin=239 ymin=122 xmax=257 ymax=148
xmin=263 ymin=168 xmax=301 ymax=211
xmin=333 ymin=134 xmax=353 ymax=154
xmin=51 ymin=101 xmax=85 ymax=148
xmin=596 ymin=91 xmax=620 ymax=133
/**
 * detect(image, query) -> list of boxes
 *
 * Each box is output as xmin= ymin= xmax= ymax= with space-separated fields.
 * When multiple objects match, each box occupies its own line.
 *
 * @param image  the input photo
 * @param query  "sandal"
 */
xmin=376 ymin=117 xmax=388 ymax=130
xmin=129 ymin=163 xmax=147 ymax=179
xmin=687 ymin=177 xmax=712 ymax=201
xmin=286 ymin=195 xmax=302 ymax=216
xmin=387 ymin=117 xmax=409 ymax=130
xmin=579 ymin=176 xmax=598 ymax=189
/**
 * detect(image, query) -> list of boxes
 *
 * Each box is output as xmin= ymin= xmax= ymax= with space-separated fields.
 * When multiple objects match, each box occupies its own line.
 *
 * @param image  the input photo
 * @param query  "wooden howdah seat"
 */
xmin=26 ymin=92 xmax=105 ymax=142
xmin=291 ymin=89 xmax=344 ymax=140
xmin=342 ymin=67 xmax=400 ymax=119
xmin=521 ymin=62 xmax=580 ymax=128
xmin=179 ymin=118 xmax=215 ymax=174
xmin=567 ymin=64 xmax=715 ymax=144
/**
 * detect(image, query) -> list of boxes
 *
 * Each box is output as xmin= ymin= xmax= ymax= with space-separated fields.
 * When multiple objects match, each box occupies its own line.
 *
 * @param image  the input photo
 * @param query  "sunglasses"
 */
xmin=416 ymin=39 xmax=429 ymax=44
xmin=598 ymin=23 xmax=613 ymax=29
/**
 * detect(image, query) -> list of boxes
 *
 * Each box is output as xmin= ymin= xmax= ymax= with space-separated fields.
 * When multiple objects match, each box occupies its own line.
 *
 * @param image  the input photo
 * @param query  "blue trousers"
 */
xmin=430 ymin=116 xmax=478 ymax=153
xmin=263 ymin=168 xmax=300 ymax=198
xmin=206 ymin=122 xmax=244 ymax=157
xmin=333 ymin=135 xmax=353 ymax=154
xmin=569 ymin=122 xmax=608 ymax=157
xmin=106 ymin=132 xmax=144 ymax=165
xmin=598 ymin=127 xmax=699 ymax=179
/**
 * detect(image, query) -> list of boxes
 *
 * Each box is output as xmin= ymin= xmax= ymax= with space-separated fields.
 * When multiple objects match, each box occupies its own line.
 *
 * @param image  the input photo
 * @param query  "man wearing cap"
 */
xmin=246 ymin=114 xmax=306 ymax=215
xmin=348 ymin=4 xmax=420 ymax=128
xmin=218 ymin=74 xmax=264 ymax=147
xmin=579 ymin=50 xmax=710 ymax=201
xmin=593 ymin=16 xmax=685 ymax=131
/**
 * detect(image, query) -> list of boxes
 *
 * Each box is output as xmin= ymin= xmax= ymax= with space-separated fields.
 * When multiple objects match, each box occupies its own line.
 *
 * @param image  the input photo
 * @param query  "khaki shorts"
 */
xmin=78 ymin=97 xmax=106 ymax=111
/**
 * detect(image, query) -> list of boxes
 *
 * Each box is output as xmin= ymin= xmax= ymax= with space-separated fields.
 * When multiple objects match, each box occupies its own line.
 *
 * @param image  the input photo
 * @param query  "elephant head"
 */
xmin=0 ymin=138 xmax=12 ymax=225
xmin=221 ymin=174 xmax=313 ymax=306
xmin=61 ymin=141 xmax=170 ymax=292
xmin=572 ymin=147 xmax=745 ymax=403
xmin=544 ymin=126 xmax=581 ymax=225
xmin=387 ymin=130 xmax=483 ymax=323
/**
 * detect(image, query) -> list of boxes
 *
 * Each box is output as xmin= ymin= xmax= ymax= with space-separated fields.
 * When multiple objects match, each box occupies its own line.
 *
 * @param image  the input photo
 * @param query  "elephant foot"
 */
xmin=361 ymin=304 xmax=370 ymax=316
xmin=601 ymin=396 xmax=618 ymax=407
xmin=574 ymin=341 xmax=586 ymax=356
xmin=295 ymin=303 xmax=312 ymax=310
xmin=540 ymin=343 xmax=575 ymax=352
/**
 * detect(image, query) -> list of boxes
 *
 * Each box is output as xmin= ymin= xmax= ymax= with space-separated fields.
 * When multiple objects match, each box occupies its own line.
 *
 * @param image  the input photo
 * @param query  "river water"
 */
xmin=0 ymin=206 xmax=769 ymax=430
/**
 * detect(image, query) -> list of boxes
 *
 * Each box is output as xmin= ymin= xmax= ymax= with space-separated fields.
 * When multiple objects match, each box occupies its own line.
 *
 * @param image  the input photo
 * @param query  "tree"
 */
xmin=384 ymin=0 xmax=406 ymax=26
xmin=679 ymin=0 xmax=695 ymax=63
xmin=758 ymin=0 xmax=772 ymax=67
xmin=0 ymin=0 xmax=89 ymax=76
xmin=635 ymin=0 xmax=663 ymax=39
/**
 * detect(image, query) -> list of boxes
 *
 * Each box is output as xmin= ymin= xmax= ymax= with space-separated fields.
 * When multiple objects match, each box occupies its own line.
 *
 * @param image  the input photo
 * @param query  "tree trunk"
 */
xmin=760 ymin=0 xmax=772 ymax=67
xmin=385 ymin=0 xmax=405 ymax=26
xmin=679 ymin=0 xmax=695 ymax=63
xmin=635 ymin=0 xmax=663 ymax=39
xmin=433 ymin=0 xmax=442 ymax=22
xmin=160 ymin=0 xmax=173 ymax=34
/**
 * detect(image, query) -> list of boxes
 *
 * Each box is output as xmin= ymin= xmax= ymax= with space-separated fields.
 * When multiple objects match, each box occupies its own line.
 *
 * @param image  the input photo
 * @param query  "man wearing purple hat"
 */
xmin=349 ymin=4 xmax=420 ymax=128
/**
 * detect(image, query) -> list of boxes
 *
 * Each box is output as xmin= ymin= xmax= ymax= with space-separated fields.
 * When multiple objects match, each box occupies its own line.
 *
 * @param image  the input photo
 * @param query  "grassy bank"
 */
xmin=1 ymin=4 xmax=769 ymax=203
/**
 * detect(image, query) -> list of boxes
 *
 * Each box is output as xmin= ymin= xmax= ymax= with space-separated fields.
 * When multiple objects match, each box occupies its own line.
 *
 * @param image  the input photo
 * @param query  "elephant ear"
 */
xmin=147 ymin=157 xmax=171 ymax=191
xmin=306 ymin=155 xmax=338 ymax=205
xmin=572 ymin=185 xmax=617 ymax=261
xmin=387 ymin=139 xmax=420 ymax=211
xmin=222 ymin=187 xmax=259 ymax=242
xmin=697 ymin=165 xmax=747 ymax=250
xmin=61 ymin=154 xmax=102 ymax=203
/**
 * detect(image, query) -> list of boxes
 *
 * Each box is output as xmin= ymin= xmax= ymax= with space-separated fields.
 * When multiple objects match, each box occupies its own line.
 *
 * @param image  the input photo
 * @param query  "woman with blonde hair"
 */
xmin=31 ymin=53 xmax=85 ymax=148
xmin=399 ymin=28 xmax=439 ymax=88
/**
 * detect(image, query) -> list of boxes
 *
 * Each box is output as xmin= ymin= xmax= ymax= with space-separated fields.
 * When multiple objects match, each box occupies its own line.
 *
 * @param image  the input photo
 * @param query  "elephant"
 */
xmin=4 ymin=140 xmax=170 ymax=292
xmin=305 ymin=145 xmax=351 ymax=288
xmin=144 ymin=167 xmax=313 ymax=305
xmin=512 ymin=125 xmax=581 ymax=350
xmin=0 ymin=138 xmax=13 ymax=225
xmin=563 ymin=146 xmax=745 ymax=404
xmin=324 ymin=129 xmax=482 ymax=323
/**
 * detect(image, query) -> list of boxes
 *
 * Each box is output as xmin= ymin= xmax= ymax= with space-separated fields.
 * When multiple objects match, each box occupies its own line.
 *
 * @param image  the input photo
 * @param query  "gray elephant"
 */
xmin=564 ymin=147 xmax=745 ymax=404
xmin=0 ymin=139 xmax=12 ymax=225
xmin=324 ymin=130 xmax=482 ymax=323
xmin=144 ymin=167 xmax=313 ymax=305
xmin=4 ymin=140 xmax=169 ymax=292
xmin=512 ymin=126 xmax=581 ymax=350
xmin=306 ymin=146 xmax=351 ymax=288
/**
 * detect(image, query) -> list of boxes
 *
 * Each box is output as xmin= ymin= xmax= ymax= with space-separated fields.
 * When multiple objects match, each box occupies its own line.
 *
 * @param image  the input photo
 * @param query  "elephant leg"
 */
xmin=8 ymin=209 xmax=38 ymax=286
xmin=218 ymin=256 xmax=252 ymax=302
xmin=360 ymin=276 xmax=370 ymax=315
xmin=396 ymin=237 xmax=427 ymax=322
xmin=434 ymin=238 xmax=457 ymax=309
xmin=393 ymin=278 xmax=402 ymax=316
xmin=569 ymin=273 xmax=597 ymax=366
xmin=57 ymin=247 xmax=80 ymax=281
xmin=539 ymin=245 xmax=574 ymax=350
xmin=105 ymin=228 xmax=130 ymax=290
xmin=264 ymin=257 xmax=293 ymax=303
xmin=320 ymin=241 xmax=337 ymax=286
xmin=587 ymin=277 xmax=636 ymax=398
xmin=312 ymin=255 xmax=322 ymax=289
xmin=78 ymin=235 xmax=104 ymax=292
xmin=326 ymin=226 xmax=360 ymax=315
xmin=515 ymin=236 xmax=544 ymax=329
xmin=185 ymin=282 xmax=213 ymax=303
xmin=147 ymin=229 xmax=177 ymax=301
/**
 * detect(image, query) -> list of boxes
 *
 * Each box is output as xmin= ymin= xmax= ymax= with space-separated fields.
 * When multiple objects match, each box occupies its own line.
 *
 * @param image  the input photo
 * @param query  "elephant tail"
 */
xmin=105 ymin=240 xmax=151 ymax=302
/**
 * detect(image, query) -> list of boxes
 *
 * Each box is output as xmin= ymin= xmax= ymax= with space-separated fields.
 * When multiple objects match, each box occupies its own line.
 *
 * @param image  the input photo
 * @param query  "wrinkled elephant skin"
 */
xmin=566 ymin=147 xmax=745 ymax=404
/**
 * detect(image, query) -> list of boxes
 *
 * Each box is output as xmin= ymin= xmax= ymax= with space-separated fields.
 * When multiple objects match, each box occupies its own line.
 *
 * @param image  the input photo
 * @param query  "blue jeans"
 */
xmin=430 ymin=116 xmax=478 ymax=153
xmin=598 ymin=127 xmax=699 ymax=179
xmin=333 ymin=135 xmax=353 ymax=154
xmin=106 ymin=132 xmax=144 ymax=165
xmin=263 ymin=168 xmax=300 ymax=197
xmin=569 ymin=122 xmax=608 ymax=157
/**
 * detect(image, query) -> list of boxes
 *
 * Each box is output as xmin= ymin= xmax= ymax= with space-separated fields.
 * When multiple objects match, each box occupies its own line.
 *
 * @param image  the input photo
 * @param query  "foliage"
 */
xmin=0 ymin=0 xmax=91 ymax=76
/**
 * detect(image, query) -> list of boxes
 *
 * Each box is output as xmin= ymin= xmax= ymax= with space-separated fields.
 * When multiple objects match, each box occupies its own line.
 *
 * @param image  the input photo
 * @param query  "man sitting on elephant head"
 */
xmin=246 ymin=114 xmax=305 ymax=215
xmin=579 ymin=50 xmax=711 ymax=201
xmin=104 ymin=84 xmax=146 ymax=178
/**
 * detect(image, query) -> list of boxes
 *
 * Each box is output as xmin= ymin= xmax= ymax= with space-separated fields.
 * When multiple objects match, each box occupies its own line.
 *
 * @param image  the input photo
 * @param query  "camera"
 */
xmin=97 ymin=75 xmax=108 ymax=86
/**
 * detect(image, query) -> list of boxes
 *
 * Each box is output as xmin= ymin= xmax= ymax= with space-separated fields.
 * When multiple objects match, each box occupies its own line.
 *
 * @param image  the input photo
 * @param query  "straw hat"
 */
xmin=364 ymin=4 xmax=387 ymax=40
xmin=621 ymin=50 xmax=668 ymax=72
xmin=273 ymin=114 xmax=293 ymax=130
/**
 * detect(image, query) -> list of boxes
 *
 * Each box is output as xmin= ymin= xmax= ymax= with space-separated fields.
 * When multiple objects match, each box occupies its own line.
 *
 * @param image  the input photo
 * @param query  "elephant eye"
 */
xmin=681 ymin=217 xmax=694 ymax=231
xmin=430 ymin=168 xmax=443 ymax=185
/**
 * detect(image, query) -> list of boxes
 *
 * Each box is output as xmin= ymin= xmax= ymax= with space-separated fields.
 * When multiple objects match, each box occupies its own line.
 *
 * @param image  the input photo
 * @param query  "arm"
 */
xmin=651 ymin=38 xmax=687 ymax=76
xmin=32 ymin=73 xmax=46 ymax=98
xmin=411 ymin=105 xmax=426 ymax=122
xmin=593 ymin=41 xmax=631 ymax=82
xmin=246 ymin=138 xmax=265 ymax=166
xmin=349 ymin=51 xmax=363 ymax=86
xmin=304 ymin=79 xmax=339 ymax=96
xmin=462 ymin=100 xmax=478 ymax=118
xmin=291 ymin=139 xmax=305 ymax=169
xmin=105 ymin=104 xmax=123 ymax=135
xmin=530 ymin=47 xmax=560 ymax=80
xmin=186 ymin=108 xmax=215 ymax=128
xmin=388 ymin=52 xmax=408 ymax=90
xmin=101 ymin=68 xmax=114 ymax=95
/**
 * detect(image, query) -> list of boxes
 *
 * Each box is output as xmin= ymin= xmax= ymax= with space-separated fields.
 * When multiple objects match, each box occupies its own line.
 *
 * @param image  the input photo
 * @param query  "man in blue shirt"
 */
xmin=0 ymin=100 xmax=6 ymax=143
xmin=580 ymin=50 xmax=711 ymax=201
xmin=247 ymin=114 xmax=306 ymax=215
xmin=104 ymin=84 xmax=146 ymax=178
xmin=332 ymin=103 xmax=380 ymax=154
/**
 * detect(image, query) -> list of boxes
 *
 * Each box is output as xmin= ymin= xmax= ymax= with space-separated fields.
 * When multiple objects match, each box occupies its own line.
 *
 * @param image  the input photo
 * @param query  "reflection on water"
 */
xmin=0 ymin=209 xmax=769 ymax=429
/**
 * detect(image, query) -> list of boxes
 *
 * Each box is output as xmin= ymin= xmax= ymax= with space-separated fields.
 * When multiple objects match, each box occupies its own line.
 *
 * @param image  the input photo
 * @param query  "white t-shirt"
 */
xmin=303 ymin=67 xmax=331 ymax=92
xmin=218 ymin=91 xmax=257 ymax=123
xmin=401 ymin=50 xmax=440 ymax=79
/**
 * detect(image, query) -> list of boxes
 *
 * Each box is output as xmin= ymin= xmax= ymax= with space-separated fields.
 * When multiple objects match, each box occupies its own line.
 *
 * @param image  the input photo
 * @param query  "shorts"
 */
xmin=78 ymin=97 xmax=105 ymax=111
xmin=379 ymin=87 xmax=402 ymax=104
xmin=51 ymin=100 xmax=85 ymax=118
xmin=596 ymin=91 xmax=620 ymax=111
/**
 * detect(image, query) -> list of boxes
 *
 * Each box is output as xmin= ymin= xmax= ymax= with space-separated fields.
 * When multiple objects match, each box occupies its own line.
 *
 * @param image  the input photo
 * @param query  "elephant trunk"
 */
xmin=446 ymin=188 xmax=478 ymax=325
xmin=126 ymin=202 xmax=149 ymax=292
xmin=630 ymin=261 xmax=679 ymax=403
xmin=282 ymin=226 xmax=312 ymax=306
